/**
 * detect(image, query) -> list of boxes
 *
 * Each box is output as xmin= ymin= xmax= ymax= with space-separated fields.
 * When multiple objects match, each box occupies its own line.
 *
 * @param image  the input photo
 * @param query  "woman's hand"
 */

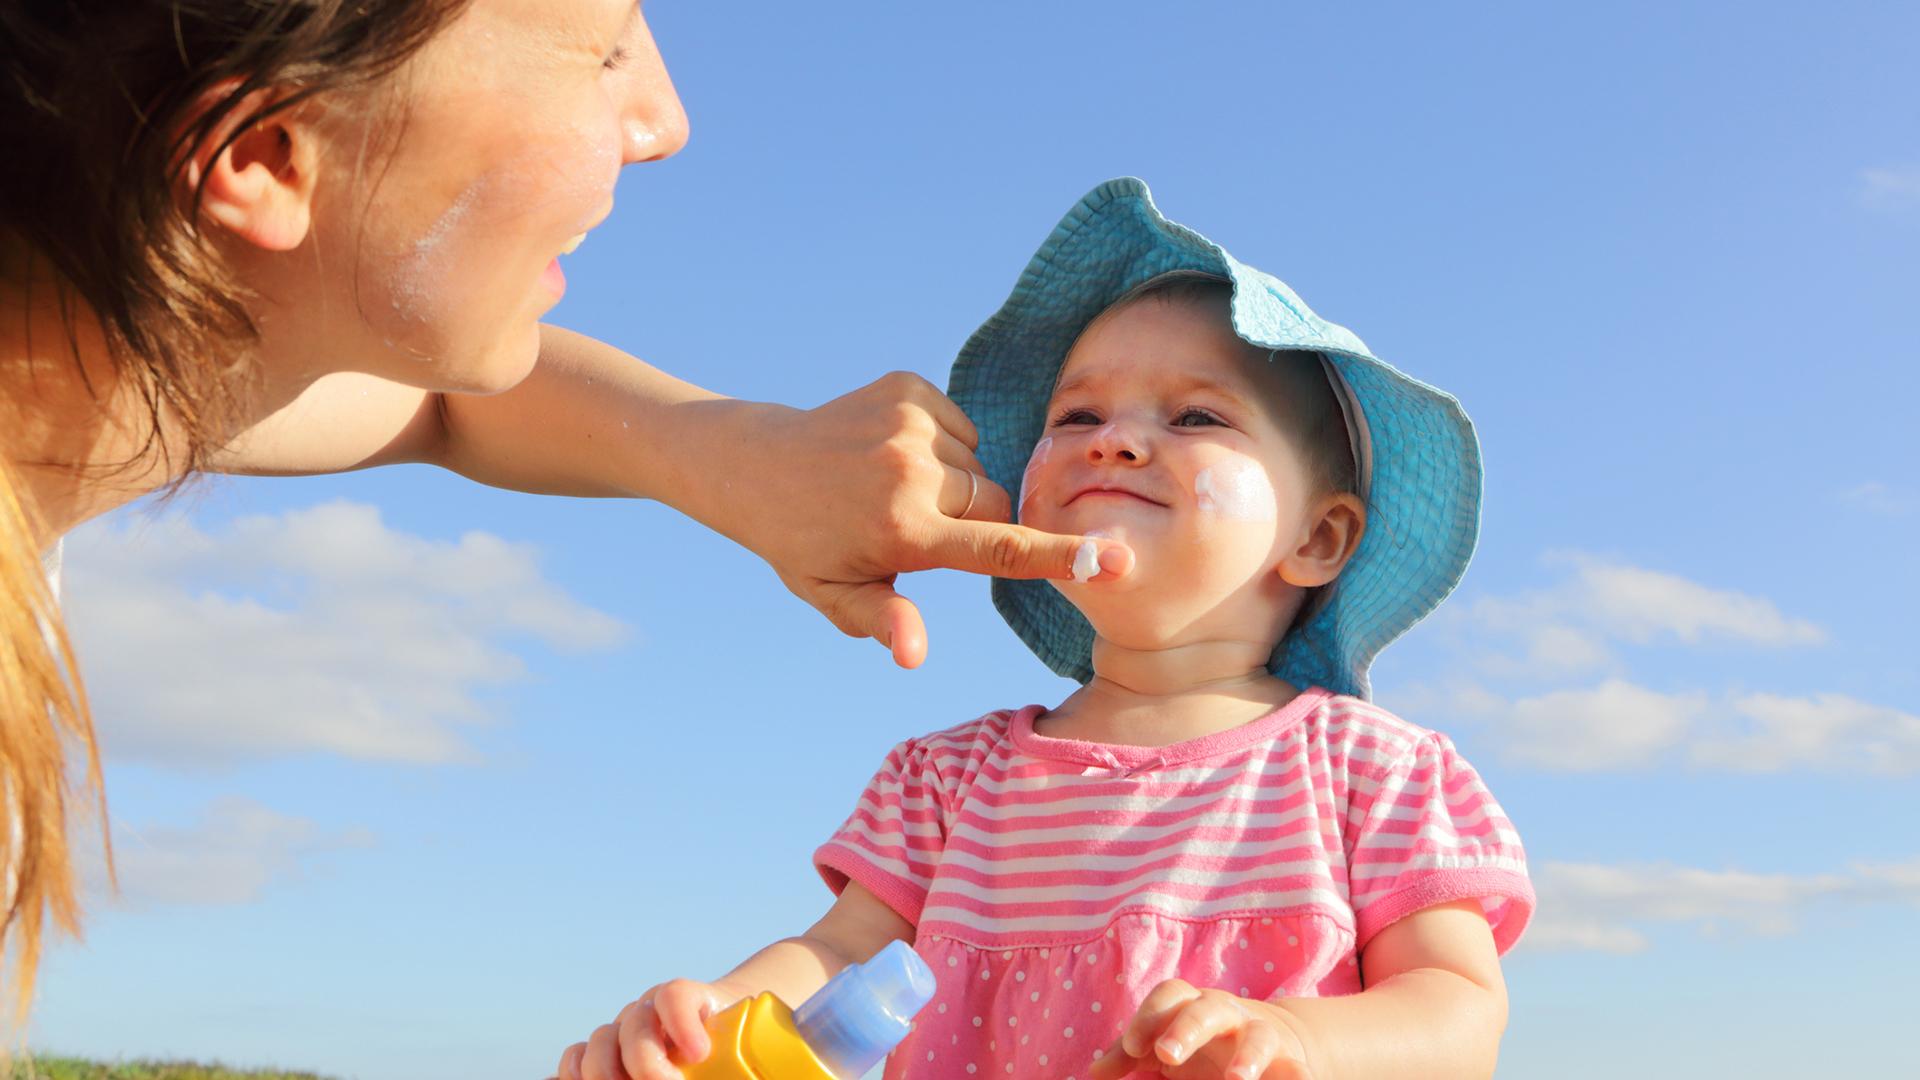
xmin=552 ymin=977 xmax=749 ymax=1080
xmin=1090 ymin=979 xmax=1316 ymax=1080
xmin=692 ymin=371 xmax=1133 ymax=668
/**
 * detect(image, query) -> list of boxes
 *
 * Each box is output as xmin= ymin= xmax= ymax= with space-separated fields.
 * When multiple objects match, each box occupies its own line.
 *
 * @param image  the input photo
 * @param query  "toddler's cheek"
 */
xmin=1018 ymin=437 xmax=1055 ymax=522
xmin=1192 ymin=456 xmax=1277 ymax=523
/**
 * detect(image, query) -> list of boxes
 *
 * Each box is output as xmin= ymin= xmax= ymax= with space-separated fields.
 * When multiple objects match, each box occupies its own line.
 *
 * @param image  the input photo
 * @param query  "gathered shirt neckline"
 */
xmin=1009 ymin=685 xmax=1333 ymax=772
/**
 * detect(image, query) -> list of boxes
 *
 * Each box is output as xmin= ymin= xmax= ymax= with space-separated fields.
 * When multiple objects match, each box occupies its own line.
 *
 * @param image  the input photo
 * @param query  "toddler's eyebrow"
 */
xmin=1051 ymin=370 xmax=1254 ymax=412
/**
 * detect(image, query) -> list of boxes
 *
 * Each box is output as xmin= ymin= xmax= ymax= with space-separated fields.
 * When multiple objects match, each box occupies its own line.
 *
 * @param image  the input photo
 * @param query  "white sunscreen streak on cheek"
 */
xmin=1071 ymin=539 xmax=1101 ymax=583
xmin=390 ymin=180 xmax=483 ymax=325
xmin=1193 ymin=459 xmax=1278 ymax=522
xmin=1018 ymin=437 xmax=1053 ymax=517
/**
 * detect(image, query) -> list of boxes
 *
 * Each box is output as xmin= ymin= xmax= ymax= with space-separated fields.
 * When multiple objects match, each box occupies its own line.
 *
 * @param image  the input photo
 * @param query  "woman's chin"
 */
xmin=438 ymin=326 xmax=543 ymax=395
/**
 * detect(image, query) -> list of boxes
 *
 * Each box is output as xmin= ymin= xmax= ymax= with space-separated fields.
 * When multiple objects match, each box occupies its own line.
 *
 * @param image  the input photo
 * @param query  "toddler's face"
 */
xmin=1020 ymin=293 xmax=1326 ymax=656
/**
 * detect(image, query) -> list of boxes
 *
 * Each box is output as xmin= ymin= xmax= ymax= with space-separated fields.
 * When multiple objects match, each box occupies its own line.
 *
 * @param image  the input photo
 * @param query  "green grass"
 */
xmin=7 ymin=1058 xmax=335 ymax=1080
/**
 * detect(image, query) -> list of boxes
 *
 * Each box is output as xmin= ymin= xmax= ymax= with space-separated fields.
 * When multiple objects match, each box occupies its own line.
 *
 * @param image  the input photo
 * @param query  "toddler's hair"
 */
xmin=1077 ymin=272 xmax=1360 ymax=498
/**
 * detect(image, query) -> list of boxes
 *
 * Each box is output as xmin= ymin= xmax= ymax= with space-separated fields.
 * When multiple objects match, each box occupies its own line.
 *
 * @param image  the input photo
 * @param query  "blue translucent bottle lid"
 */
xmin=791 ymin=939 xmax=936 ymax=1080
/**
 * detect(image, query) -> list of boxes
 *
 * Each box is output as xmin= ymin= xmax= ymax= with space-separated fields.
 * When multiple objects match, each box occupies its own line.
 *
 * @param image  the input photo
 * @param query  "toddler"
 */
xmin=553 ymin=179 xmax=1533 ymax=1080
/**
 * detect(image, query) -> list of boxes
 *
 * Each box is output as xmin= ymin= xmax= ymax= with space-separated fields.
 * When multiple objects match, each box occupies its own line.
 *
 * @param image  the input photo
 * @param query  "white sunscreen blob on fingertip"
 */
xmin=1071 ymin=539 xmax=1101 ymax=583
xmin=1193 ymin=458 xmax=1278 ymax=522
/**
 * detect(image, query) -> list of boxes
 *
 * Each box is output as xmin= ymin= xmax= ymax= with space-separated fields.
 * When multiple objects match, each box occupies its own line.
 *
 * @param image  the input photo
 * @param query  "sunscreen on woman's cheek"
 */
xmin=1193 ymin=457 xmax=1277 ymax=522
xmin=390 ymin=178 xmax=485 ymax=325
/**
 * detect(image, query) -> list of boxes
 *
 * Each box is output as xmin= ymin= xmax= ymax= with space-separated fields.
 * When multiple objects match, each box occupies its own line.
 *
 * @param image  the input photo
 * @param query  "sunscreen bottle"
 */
xmin=682 ymin=939 xmax=936 ymax=1080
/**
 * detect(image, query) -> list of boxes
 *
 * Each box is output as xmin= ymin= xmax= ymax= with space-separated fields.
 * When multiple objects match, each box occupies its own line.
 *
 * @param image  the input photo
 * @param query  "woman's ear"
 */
xmin=1277 ymin=492 xmax=1366 ymax=588
xmin=179 ymin=87 xmax=319 ymax=252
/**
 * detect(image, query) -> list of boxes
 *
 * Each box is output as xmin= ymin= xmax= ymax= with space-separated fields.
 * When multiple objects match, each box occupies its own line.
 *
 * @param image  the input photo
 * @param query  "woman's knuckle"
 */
xmin=983 ymin=528 xmax=1028 ymax=569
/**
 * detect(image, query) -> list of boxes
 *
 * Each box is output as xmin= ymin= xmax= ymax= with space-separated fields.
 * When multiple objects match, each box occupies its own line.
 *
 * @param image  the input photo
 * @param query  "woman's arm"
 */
xmin=1093 ymin=900 xmax=1508 ymax=1080
xmin=214 ymin=324 xmax=1132 ymax=667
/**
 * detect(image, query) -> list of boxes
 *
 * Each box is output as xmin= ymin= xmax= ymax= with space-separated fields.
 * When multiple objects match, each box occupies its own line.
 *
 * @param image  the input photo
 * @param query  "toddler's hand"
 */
xmin=1089 ymin=978 xmax=1315 ymax=1080
xmin=552 ymin=978 xmax=747 ymax=1080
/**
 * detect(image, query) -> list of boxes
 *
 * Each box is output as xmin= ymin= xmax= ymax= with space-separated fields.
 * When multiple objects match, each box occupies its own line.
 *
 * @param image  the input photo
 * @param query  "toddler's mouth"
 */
xmin=1068 ymin=485 xmax=1166 ymax=507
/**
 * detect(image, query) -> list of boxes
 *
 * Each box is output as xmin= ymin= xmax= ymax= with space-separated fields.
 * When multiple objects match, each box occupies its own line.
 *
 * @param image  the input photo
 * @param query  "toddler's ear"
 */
xmin=178 ymin=84 xmax=320 ymax=252
xmin=1277 ymin=492 xmax=1366 ymax=588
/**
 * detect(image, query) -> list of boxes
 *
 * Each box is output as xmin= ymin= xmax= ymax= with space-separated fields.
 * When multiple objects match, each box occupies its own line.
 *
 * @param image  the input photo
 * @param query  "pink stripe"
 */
xmin=953 ymin=784 xmax=1323 ymax=836
xmin=928 ymin=844 xmax=1331 ymax=891
xmin=926 ymin=872 xmax=1335 ymax=920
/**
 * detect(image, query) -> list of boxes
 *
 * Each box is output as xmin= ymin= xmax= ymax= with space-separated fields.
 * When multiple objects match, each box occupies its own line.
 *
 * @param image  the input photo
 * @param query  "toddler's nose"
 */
xmin=1087 ymin=420 xmax=1149 ymax=465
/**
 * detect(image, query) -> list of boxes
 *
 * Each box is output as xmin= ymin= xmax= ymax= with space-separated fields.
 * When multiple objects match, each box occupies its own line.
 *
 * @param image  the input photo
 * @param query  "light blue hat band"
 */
xmin=949 ymin=178 xmax=1483 ymax=701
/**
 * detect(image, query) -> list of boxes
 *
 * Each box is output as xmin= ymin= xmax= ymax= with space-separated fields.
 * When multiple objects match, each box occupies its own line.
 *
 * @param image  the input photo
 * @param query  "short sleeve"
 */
xmin=1345 ymin=732 xmax=1534 ymax=955
xmin=813 ymin=738 xmax=951 ymax=927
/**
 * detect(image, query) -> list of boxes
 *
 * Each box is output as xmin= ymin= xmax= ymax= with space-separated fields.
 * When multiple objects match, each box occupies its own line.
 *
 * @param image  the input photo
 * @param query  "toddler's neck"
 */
xmin=1036 ymin=635 xmax=1300 ymax=748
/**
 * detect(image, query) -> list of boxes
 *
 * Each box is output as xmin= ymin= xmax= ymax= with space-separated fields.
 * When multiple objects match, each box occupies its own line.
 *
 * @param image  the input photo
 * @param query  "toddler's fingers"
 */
xmin=1222 ymin=1020 xmax=1289 ymax=1080
xmin=554 ymin=1041 xmax=587 ymax=1080
xmin=616 ymin=998 xmax=681 ymax=1080
xmin=1086 ymin=1038 xmax=1155 ymax=1080
xmin=580 ymin=1022 xmax=629 ymax=1080
xmin=653 ymin=980 xmax=718 ymax=1062
xmin=1151 ymin=990 xmax=1251 ymax=1068
xmin=1119 ymin=978 xmax=1204 ymax=1058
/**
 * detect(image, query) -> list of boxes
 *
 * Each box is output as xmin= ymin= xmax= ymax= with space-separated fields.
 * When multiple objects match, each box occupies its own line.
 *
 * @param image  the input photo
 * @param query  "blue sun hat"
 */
xmin=948 ymin=178 xmax=1482 ymax=701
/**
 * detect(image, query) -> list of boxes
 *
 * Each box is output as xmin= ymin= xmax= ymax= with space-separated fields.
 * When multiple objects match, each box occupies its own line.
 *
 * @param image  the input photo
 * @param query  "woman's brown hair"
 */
xmin=0 ymin=0 xmax=472 ymax=1018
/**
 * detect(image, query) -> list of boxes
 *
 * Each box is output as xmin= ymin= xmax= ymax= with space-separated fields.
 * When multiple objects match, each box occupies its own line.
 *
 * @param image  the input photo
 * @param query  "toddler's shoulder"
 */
xmin=884 ymin=706 xmax=1026 ymax=783
xmin=1299 ymin=690 xmax=1458 ymax=777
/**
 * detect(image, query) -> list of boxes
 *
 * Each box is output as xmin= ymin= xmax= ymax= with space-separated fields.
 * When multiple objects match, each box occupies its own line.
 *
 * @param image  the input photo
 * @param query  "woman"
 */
xmin=0 ymin=0 xmax=1132 ymax=1009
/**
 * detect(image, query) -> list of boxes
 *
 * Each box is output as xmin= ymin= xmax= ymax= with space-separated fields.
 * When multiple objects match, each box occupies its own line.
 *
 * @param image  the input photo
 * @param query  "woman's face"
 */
xmin=278 ymin=0 xmax=687 ymax=393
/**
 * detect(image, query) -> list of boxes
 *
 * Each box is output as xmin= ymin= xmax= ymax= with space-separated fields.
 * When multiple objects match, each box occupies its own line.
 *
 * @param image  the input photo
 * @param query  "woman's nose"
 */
xmin=618 ymin=14 xmax=691 ymax=165
xmin=1087 ymin=420 xmax=1149 ymax=465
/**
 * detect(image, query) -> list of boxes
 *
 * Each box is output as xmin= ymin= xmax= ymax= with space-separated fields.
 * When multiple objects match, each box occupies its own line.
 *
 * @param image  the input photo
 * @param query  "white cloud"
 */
xmin=78 ymin=797 xmax=372 ymax=908
xmin=1523 ymin=858 xmax=1920 ymax=954
xmin=1465 ymin=555 xmax=1826 ymax=657
xmin=1407 ymin=554 xmax=1920 ymax=774
xmin=1567 ymin=559 xmax=1826 ymax=647
xmin=1479 ymin=679 xmax=1709 ymax=771
xmin=1440 ymin=678 xmax=1920 ymax=776
xmin=1858 ymin=165 xmax=1920 ymax=214
xmin=1693 ymin=692 xmax=1920 ymax=775
xmin=63 ymin=501 xmax=627 ymax=769
xmin=1838 ymin=481 xmax=1917 ymax=517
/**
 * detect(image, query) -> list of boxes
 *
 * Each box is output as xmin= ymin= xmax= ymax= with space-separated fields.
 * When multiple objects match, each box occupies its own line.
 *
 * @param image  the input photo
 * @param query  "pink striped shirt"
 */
xmin=813 ymin=686 xmax=1532 ymax=1080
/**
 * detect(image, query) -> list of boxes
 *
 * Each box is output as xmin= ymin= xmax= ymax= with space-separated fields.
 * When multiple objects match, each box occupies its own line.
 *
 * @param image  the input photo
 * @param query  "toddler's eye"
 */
xmin=1173 ymin=408 xmax=1225 ymax=427
xmin=1051 ymin=407 xmax=1101 ymax=426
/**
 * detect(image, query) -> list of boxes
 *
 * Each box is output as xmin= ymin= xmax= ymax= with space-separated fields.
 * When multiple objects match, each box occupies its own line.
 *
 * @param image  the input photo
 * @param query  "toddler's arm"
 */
xmin=1092 ymin=900 xmax=1507 ymax=1080
xmin=554 ymin=880 xmax=912 ymax=1080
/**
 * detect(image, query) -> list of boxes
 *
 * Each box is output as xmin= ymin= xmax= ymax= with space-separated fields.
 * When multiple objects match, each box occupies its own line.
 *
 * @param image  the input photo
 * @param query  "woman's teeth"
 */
xmin=560 ymin=233 xmax=586 ymax=255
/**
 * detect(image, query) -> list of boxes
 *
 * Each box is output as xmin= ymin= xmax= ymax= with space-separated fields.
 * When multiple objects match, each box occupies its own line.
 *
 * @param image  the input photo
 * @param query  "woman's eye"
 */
xmin=603 ymin=44 xmax=631 ymax=70
xmin=1173 ymin=409 xmax=1224 ymax=427
xmin=1052 ymin=408 xmax=1100 ymax=426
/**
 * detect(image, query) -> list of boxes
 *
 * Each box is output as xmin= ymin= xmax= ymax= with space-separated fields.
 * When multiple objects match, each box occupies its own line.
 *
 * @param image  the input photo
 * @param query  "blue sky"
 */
xmin=29 ymin=2 xmax=1919 ymax=1077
